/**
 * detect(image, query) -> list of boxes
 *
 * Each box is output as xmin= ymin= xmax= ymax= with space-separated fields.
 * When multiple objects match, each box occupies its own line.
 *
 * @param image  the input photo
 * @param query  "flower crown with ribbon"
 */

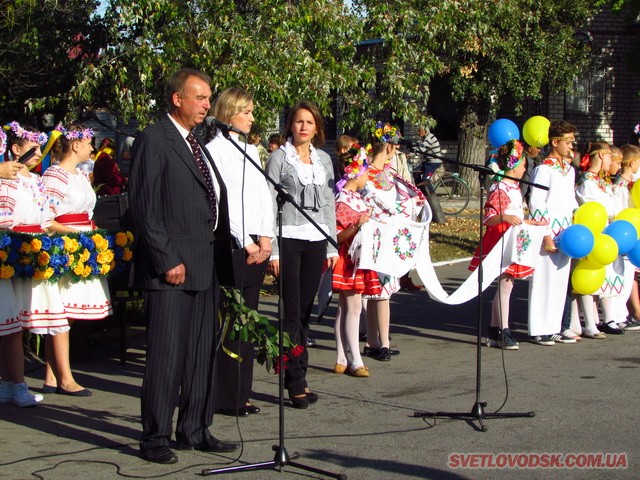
xmin=580 ymin=148 xmax=611 ymax=171
xmin=494 ymin=139 xmax=525 ymax=181
xmin=3 ymin=122 xmax=48 ymax=146
xmin=342 ymin=143 xmax=369 ymax=180
xmin=372 ymin=121 xmax=401 ymax=144
xmin=55 ymin=123 xmax=95 ymax=141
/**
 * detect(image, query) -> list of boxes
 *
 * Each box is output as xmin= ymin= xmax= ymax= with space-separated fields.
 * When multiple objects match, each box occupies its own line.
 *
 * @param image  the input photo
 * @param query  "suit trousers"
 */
xmin=280 ymin=238 xmax=327 ymax=396
xmin=140 ymin=283 xmax=218 ymax=449
xmin=214 ymin=247 xmax=267 ymax=410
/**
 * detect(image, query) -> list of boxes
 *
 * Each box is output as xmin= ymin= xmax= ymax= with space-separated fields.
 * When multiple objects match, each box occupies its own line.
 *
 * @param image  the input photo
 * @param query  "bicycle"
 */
xmin=430 ymin=170 xmax=471 ymax=216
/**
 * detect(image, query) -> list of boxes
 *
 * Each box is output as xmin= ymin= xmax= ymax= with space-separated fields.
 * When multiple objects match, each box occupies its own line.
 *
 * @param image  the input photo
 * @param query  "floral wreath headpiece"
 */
xmin=3 ymin=122 xmax=48 ymax=146
xmin=55 ymin=123 xmax=95 ymax=141
xmin=0 ymin=129 xmax=6 ymax=156
xmin=634 ymin=124 xmax=640 ymax=137
xmin=494 ymin=139 xmax=524 ymax=181
xmin=580 ymin=149 xmax=612 ymax=171
xmin=342 ymin=143 xmax=369 ymax=180
xmin=373 ymin=121 xmax=401 ymax=144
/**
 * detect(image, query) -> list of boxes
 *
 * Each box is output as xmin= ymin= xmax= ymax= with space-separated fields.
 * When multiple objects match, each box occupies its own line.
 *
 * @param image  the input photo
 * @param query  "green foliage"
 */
xmin=220 ymin=286 xmax=292 ymax=373
xmin=0 ymin=0 xmax=103 ymax=122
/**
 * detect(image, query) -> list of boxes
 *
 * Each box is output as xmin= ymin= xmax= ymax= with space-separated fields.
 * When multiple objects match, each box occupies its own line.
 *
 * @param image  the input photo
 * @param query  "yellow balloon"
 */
xmin=614 ymin=208 xmax=640 ymax=236
xmin=522 ymin=116 xmax=551 ymax=148
xmin=571 ymin=260 xmax=606 ymax=295
xmin=587 ymin=233 xmax=619 ymax=266
xmin=573 ymin=202 xmax=608 ymax=235
xmin=631 ymin=182 xmax=640 ymax=208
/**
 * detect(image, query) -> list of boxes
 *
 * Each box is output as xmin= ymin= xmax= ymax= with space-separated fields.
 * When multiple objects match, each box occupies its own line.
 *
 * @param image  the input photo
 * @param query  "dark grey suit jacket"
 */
xmin=129 ymin=114 xmax=233 ymax=291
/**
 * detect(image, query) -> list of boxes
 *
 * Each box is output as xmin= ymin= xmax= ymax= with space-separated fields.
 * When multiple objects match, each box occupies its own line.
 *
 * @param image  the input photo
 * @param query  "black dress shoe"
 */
xmin=220 ymin=408 xmax=249 ymax=417
xmin=178 ymin=436 xmax=240 ymax=453
xmin=599 ymin=322 xmax=625 ymax=335
xmin=140 ymin=445 xmax=178 ymax=464
xmin=375 ymin=347 xmax=392 ymax=361
xmin=57 ymin=386 xmax=92 ymax=397
xmin=363 ymin=346 xmax=379 ymax=357
xmin=290 ymin=395 xmax=309 ymax=409
xmin=42 ymin=384 xmax=57 ymax=394
xmin=305 ymin=391 xmax=318 ymax=404
xmin=244 ymin=404 xmax=261 ymax=414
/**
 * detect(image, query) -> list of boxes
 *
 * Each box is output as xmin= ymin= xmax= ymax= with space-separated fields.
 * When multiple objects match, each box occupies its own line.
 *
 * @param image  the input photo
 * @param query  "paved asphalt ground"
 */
xmin=1 ymin=259 xmax=639 ymax=480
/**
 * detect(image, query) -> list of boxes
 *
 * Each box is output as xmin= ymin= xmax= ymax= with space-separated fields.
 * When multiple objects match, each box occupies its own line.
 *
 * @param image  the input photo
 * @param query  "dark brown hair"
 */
xmin=284 ymin=101 xmax=326 ymax=147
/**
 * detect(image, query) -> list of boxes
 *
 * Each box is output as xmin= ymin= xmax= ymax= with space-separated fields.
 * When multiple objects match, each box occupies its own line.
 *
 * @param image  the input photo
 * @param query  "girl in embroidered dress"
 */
xmin=469 ymin=140 xmax=547 ymax=350
xmin=0 ymin=123 xmax=48 ymax=407
xmin=332 ymin=144 xmax=380 ymax=377
xmin=528 ymin=120 xmax=579 ymax=346
xmin=574 ymin=142 xmax=625 ymax=338
xmin=361 ymin=123 xmax=425 ymax=361
xmin=615 ymin=144 xmax=640 ymax=327
xmin=40 ymin=123 xmax=112 ymax=396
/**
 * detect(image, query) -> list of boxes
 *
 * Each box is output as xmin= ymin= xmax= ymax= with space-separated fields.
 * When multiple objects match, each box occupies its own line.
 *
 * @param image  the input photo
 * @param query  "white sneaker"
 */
xmin=0 ymin=381 xmax=14 ymax=404
xmin=12 ymin=382 xmax=39 ymax=407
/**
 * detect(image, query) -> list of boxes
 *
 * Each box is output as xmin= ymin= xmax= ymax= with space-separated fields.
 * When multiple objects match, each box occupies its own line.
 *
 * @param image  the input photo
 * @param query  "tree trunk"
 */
xmin=457 ymin=97 xmax=492 ymax=197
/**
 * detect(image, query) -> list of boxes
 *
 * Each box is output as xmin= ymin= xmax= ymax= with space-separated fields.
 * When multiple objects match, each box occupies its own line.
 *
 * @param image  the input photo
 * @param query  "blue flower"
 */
xmin=40 ymin=236 xmax=53 ymax=251
xmin=79 ymin=234 xmax=95 ymax=250
xmin=0 ymin=235 xmax=11 ymax=248
xmin=52 ymin=237 xmax=65 ymax=249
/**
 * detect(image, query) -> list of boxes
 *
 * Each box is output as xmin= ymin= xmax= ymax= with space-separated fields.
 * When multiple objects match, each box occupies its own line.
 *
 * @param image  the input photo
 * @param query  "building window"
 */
xmin=566 ymin=67 xmax=610 ymax=114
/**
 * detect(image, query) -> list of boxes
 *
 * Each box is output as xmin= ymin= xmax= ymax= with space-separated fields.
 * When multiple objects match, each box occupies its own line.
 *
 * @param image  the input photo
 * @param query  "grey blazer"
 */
xmin=265 ymin=147 xmax=337 ymax=257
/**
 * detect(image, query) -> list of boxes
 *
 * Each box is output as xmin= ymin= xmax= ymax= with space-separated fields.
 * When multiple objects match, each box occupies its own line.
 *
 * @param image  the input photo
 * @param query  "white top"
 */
xmin=205 ymin=131 xmax=274 ymax=248
xmin=529 ymin=157 xmax=578 ymax=237
xmin=0 ymin=173 xmax=52 ymax=229
xmin=575 ymin=171 xmax=617 ymax=217
xmin=611 ymin=176 xmax=633 ymax=211
xmin=484 ymin=180 xmax=524 ymax=223
xmin=42 ymin=165 xmax=96 ymax=222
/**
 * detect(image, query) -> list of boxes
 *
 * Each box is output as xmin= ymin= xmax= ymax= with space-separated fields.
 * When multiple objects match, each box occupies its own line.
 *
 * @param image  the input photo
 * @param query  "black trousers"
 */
xmin=214 ymin=247 xmax=267 ymax=410
xmin=280 ymin=238 xmax=327 ymax=396
xmin=140 ymin=282 xmax=217 ymax=450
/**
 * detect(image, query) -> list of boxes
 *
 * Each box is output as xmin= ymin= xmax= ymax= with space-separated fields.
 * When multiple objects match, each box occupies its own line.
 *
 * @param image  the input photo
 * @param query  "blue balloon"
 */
xmin=488 ymin=119 xmax=519 ymax=148
xmin=627 ymin=239 xmax=640 ymax=268
xmin=604 ymin=220 xmax=638 ymax=255
xmin=558 ymin=224 xmax=595 ymax=259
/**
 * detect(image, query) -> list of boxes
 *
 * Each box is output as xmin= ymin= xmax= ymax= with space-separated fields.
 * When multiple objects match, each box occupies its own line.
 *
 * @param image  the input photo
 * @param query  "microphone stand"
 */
xmin=412 ymin=153 xmax=547 ymax=431
xmin=197 ymin=128 xmax=344 ymax=479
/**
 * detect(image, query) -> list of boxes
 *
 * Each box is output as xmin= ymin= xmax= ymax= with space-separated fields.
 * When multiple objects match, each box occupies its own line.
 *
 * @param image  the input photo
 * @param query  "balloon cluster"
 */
xmin=557 ymin=201 xmax=640 ymax=294
xmin=488 ymin=116 xmax=551 ymax=149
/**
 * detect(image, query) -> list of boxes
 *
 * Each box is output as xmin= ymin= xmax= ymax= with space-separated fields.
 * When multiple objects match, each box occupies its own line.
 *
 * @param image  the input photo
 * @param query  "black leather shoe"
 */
xmin=599 ymin=322 xmax=625 ymax=335
xmin=245 ymin=404 xmax=261 ymax=414
xmin=57 ymin=386 xmax=92 ymax=397
xmin=363 ymin=346 xmax=379 ymax=357
xmin=178 ymin=437 xmax=240 ymax=453
xmin=220 ymin=408 xmax=249 ymax=417
xmin=140 ymin=445 xmax=178 ymax=464
xmin=375 ymin=347 xmax=392 ymax=361
xmin=305 ymin=391 xmax=318 ymax=404
xmin=388 ymin=348 xmax=400 ymax=355
xmin=290 ymin=395 xmax=309 ymax=409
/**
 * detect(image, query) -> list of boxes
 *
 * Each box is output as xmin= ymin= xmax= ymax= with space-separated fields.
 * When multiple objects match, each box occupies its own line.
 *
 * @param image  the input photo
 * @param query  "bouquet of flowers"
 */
xmin=220 ymin=287 xmax=298 ymax=373
xmin=18 ymin=234 xmax=68 ymax=281
xmin=0 ymin=231 xmax=20 ymax=279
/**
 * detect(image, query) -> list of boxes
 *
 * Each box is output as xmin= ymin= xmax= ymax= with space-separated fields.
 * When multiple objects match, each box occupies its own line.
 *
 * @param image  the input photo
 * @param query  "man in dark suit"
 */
xmin=129 ymin=68 xmax=238 ymax=464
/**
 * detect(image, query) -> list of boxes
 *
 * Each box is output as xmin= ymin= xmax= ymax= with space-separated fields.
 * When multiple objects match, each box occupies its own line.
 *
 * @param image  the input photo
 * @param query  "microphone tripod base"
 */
xmin=413 ymin=402 xmax=535 ymax=432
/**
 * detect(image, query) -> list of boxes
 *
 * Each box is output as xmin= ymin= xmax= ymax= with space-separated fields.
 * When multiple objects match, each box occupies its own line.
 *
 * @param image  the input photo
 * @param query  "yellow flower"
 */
xmin=38 ymin=251 xmax=50 ymax=266
xmin=63 ymin=236 xmax=79 ymax=253
xmin=30 ymin=238 xmax=42 ymax=252
xmin=82 ymin=265 xmax=92 ymax=277
xmin=99 ymin=263 xmax=111 ymax=275
xmin=43 ymin=267 xmax=54 ymax=279
xmin=0 ymin=251 xmax=7 ymax=262
xmin=79 ymin=248 xmax=90 ymax=263
xmin=92 ymin=233 xmax=109 ymax=251
xmin=66 ymin=254 xmax=75 ymax=266
xmin=97 ymin=250 xmax=114 ymax=264
xmin=115 ymin=232 xmax=128 ymax=247
xmin=19 ymin=242 xmax=31 ymax=254
xmin=0 ymin=264 xmax=14 ymax=279
xmin=20 ymin=255 xmax=31 ymax=265
xmin=375 ymin=128 xmax=382 ymax=138
xmin=33 ymin=270 xmax=45 ymax=280
xmin=73 ymin=262 xmax=85 ymax=276
xmin=126 ymin=231 xmax=134 ymax=243
xmin=122 ymin=248 xmax=133 ymax=261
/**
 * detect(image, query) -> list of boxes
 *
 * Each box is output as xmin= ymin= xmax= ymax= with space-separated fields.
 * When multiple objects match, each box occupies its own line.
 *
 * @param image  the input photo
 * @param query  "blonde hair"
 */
xmin=211 ymin=87 xmax=253 ymax=124
xmin=621 ymin=144 xmax=640 ymax=167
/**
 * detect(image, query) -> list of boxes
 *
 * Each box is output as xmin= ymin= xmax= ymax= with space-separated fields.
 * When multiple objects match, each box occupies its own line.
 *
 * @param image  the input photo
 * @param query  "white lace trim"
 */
xmin=282 ymin=139 xmax=326 ymax=186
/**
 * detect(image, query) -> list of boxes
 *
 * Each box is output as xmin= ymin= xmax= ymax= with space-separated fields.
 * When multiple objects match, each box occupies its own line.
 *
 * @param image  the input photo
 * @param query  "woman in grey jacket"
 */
xmin=266 ymin=101 xmax=338 ymax=409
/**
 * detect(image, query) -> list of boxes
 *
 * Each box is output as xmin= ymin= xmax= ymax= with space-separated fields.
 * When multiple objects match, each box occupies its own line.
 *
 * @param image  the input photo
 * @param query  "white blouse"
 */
xmin=206 ymin=131 xmax=274 ymax=248
xmin=42 ymin=165 xmax=96 ymax=221
xmin=0 ymin=173 xmax=52 ymax=229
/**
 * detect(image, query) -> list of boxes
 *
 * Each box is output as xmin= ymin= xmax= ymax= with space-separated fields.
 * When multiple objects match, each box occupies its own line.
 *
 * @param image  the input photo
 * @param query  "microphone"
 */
xmin=204 ymin=116 xmax=244 ymax=135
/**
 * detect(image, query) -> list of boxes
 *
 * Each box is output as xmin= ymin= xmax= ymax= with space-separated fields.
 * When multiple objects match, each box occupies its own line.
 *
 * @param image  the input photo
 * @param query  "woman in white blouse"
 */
xmin=206 ymin=88 xmax=274 ymax=416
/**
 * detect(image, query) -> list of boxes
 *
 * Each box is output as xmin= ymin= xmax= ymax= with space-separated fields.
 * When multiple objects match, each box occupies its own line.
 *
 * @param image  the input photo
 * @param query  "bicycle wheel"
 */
xmin=432 ymin=175 xmax=471 ymax=215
